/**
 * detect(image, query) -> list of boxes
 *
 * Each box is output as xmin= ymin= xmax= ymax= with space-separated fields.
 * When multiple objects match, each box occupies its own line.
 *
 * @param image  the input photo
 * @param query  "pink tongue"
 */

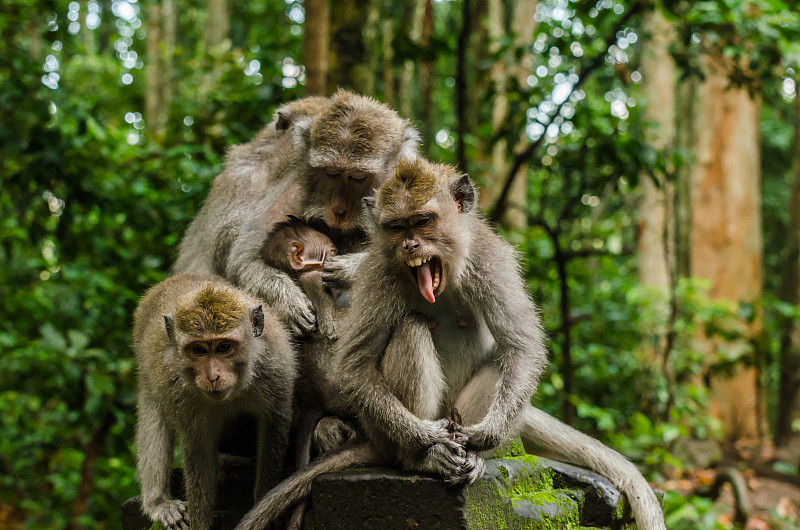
xmin=417 ymin=262 xmax=436 ymax=303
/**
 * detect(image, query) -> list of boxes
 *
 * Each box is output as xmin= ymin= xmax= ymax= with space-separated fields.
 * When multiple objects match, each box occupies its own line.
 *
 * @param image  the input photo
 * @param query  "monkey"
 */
xmin=259 ymin=216 xmax=358 ymax=529
xmin=234 ymin=158 xmax=666 ymax=530
xmin=133 ymin=273 xmax=296 ymax=530
xmin=173 ymin=90 xmax=420 ymax=338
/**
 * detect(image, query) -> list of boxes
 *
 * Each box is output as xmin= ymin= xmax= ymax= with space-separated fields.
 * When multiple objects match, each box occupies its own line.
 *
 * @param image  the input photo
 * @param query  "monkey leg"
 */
xmin=136 ymin=399 xmax=189 ymax=530
xmin=181 ymin=429 xmax=219 ymax=530
xmin=313 ymin=415 xmax=357 ymax=455
xmin=516 ymin=405 xmax=666 ymax=530
xmin=285 ymin=406 xmax=324 ymax=530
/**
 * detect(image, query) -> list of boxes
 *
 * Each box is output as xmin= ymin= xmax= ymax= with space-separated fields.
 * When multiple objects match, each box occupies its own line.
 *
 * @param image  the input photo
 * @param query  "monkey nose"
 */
xmin=207 ymin=375 xmax=220 ymax=383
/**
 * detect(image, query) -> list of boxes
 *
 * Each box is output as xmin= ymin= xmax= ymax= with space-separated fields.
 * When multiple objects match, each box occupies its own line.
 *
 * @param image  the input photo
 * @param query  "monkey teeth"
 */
xmin=433 ymin=269 xmax=440 ymax=290
xmin=405 ymin=256 xmax=431 ymax=268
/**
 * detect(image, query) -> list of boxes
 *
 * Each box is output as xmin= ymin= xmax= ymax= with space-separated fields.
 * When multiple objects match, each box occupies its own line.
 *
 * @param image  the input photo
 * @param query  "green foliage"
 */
xmin=1 ymin=0 xmax=799 ymax=527
xmin=0 ymin=0 xmax=302 ymax=526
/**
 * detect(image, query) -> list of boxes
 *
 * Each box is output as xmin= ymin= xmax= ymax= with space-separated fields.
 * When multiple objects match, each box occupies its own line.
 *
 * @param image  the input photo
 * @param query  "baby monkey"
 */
xmin=133 ymin=274 xmax=295 ymax=530
xmin=260 ymin=217 xmax=356 ymax=528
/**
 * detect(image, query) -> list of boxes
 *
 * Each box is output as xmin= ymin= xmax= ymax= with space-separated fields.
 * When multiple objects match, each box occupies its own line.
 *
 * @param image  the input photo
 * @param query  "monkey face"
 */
xmin=182 ymin=338 xmax=243 ymax=400
xmin=382 ymin=209 xmax=453 ymax=304
xmin=318 ymin=167 xmax=377 ymax=231
xmin=373 ymin=159 xmax=478 ymax=304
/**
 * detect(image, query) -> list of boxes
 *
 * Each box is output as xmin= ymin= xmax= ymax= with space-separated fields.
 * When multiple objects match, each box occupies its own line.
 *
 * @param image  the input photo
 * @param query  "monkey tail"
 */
xmin=234 ymin=442 xmax=379 ymax=530
xmin=517 ymin=405 xmax=666 ymax=530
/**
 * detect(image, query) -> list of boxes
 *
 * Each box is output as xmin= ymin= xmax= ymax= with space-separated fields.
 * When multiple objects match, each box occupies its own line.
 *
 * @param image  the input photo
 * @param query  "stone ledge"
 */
xmin=123 ymin=456 xmax=649 ymax=529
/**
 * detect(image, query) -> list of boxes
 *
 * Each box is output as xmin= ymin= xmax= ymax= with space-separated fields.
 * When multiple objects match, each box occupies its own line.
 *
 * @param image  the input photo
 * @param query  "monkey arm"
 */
xmin=298 ymin=271 xmax=339 ymax=340
xmin=135 ymin=393 xmax=189 ymax=529
xmin=226 ymin=219 xmax=316 ymax=336
xmin=462 ymin=238 xmax=547 ymax=452
xmin=337 ymin=315 xmax=451 ymax=452
xmin=321 ymin=251 xmax=367 ymax=289
xmin=255 ymin=397 xmax=293 ymax=499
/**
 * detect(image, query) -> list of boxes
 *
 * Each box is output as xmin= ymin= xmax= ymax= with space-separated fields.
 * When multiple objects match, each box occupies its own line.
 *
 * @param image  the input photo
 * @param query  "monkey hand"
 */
xmin=322 ymin=253 xmax=365 ymax=289
xmin=149 ymin=499 xmax=189 ymax=530
xmin=313 ymin=416 xmax=357 ymax=455
xmin=421 ymin=442 xmax=486 ymax=485
xmin=272 ymin=280 xmax=317 ymax=336
xmin=461 ymin=422 xmax=505 ymax=453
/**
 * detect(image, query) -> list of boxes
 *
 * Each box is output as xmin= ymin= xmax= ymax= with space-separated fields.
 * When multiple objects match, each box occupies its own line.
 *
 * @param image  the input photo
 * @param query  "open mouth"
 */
xmin=406 ymin=255 xmax=443 ymax=304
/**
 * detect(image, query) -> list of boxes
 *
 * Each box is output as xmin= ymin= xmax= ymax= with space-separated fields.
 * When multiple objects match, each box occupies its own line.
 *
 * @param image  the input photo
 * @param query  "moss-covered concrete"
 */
xmin=463 ymin=456 xmax=587 ymax=529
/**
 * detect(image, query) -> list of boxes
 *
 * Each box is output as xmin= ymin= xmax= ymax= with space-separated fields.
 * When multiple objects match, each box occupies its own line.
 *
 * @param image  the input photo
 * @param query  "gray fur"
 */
xmin=134 ymin=274 xmax=296 ymax=530
xmin=333 ymin=162 xmax=666 ymax=530
xmin=173 ymin=92 xmax=419 ymax=337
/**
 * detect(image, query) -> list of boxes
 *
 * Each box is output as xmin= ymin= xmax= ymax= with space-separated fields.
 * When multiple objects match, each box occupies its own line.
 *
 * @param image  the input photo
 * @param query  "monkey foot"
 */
xmin=151 ymin=499 xmax=189 ymax=530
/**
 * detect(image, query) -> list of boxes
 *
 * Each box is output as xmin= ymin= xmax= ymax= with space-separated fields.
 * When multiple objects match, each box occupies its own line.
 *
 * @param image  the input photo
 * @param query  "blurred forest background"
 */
xmin=2 ymin=0 xmax=800 ymax=528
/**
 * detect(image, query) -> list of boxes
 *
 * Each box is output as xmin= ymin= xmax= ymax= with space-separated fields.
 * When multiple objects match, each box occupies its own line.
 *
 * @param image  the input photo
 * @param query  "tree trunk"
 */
xmin=362 ymin=0 xmax=380 ymax=96
xmin=483 ymin=0 xmax=537 ymax=229
xmin=455 ymin=0 xmax=472 ymax=172
xmin=327 ymin=0 xmax=369 ymax=93
xmin=145 ymin=3 xmax=166 ymax=140
xmin=162 ymin=0 xmax=177 ymax=116
xmin=204 ymin=0 xmax=229 ymax=54
xmin=399 ymin=0 xmax=426 ymax=119
xmin=637 ymin=8 xmax=675 ymax=290
xmin=687 ymin=53 xmax=763 ymax=443
xmin=418 ymin=0 xmax=434 ymax=143
xmin=381 ymin=17 xmax=395 ymax=107
xmin=776 ymin=92 xmax=800 ymax=444
xmin=303 ymin=0 xmax=330 ymax=96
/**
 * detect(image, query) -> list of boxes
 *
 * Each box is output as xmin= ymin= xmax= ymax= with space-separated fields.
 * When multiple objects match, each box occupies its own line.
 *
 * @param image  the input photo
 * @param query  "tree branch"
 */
xmin=489 ymin=1 xmax=647 ymax=223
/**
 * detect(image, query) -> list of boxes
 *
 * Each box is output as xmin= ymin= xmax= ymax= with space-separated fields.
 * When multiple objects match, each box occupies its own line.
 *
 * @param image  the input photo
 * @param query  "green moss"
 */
xmin=464 ymin=457 xmax=590 ymax=529
xmin=510 ymin=490 xmax=581 ymax=530
xmin=492 ymin=437 xmax=528 ymax=459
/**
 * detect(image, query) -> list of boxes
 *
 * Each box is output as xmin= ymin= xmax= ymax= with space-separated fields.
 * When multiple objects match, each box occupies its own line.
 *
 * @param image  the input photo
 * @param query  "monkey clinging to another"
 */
xmin=133 ymin=274 xmax=296 ymax=530
xmin=235 ymin=158 xmax=665 ymax=530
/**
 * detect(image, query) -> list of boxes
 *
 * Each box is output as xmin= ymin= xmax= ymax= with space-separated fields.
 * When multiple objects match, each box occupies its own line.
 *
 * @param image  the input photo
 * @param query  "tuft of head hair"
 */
xmin=378 ymin=158 xmax=455 ymax=210
xmin=308 ymin=90 xmax=410 ymax=169
xmin=175 ymin=284 xmax=245 ymax=336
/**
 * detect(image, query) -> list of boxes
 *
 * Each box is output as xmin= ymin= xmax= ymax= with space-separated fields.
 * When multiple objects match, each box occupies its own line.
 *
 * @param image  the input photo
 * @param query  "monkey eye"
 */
xmin=216 ymin=342 xmax=233 ymax=354
xmin=191 ymin=345 xmax=207 ymax=356
xmin=388 ymin=223 xmax=405 ymax=232
xmin=414 ymin=217 xmax=431 ymax=227
xmin=324 ymin=168 xmax=340 ymax=177
xmin=350 ymin=172 xmax=367 ymax=181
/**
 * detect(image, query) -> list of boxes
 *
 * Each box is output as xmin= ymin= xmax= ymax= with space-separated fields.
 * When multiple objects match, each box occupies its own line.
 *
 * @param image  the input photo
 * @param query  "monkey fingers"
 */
xmin=274 ymin=286 xmax=317 ymax=336
xmin=444 ymin=451 xmax=486 ymax=486
xmin=416 ymin=441 xmax=475 ymax=482
xmin=321 ymin=253 xmax=364 ymax=289
xmin=151 ymin=500 xmax=189 ymax=530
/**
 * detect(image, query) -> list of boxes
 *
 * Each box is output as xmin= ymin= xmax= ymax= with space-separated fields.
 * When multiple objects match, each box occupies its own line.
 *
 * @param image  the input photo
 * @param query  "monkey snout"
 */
xmin=403 ymin=239 xmax=420 ymax=251
xmin=207 ymin=375 xmax=220 ymax=383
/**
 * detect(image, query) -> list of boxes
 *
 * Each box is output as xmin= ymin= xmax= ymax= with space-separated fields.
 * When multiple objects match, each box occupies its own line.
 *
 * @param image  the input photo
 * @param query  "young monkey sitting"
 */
xmin=260 ymin=217 xmax=357 ymax=528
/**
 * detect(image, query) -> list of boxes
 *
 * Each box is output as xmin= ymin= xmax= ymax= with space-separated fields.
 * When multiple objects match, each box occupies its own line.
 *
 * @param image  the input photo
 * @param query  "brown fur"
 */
xmin=174 ymin=285 xmax=245 ymax=336
xmin=134 ymin=274 xmax=296 ymax=530
xmin=378 ymin=159 xmax=441 ymax=210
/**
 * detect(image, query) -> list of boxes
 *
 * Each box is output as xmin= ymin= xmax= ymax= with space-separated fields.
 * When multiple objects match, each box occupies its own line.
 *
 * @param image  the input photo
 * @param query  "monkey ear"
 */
xmin=289 ymin=241 xmax=305 ymax=270
xmin=290 ymin=117 xmax=313 ymax=150
xmin=250 ymin=305 xmax=265 ymax=337
xmin=276 ymin=110 xmax=291 ymax=131
xmin=362 ymin=196 xmax=378 ymax=219
xmin=163 ymin=314 xmax=176 ymax=344
xmin=451 ymin=174 xmax=477 ymax=214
